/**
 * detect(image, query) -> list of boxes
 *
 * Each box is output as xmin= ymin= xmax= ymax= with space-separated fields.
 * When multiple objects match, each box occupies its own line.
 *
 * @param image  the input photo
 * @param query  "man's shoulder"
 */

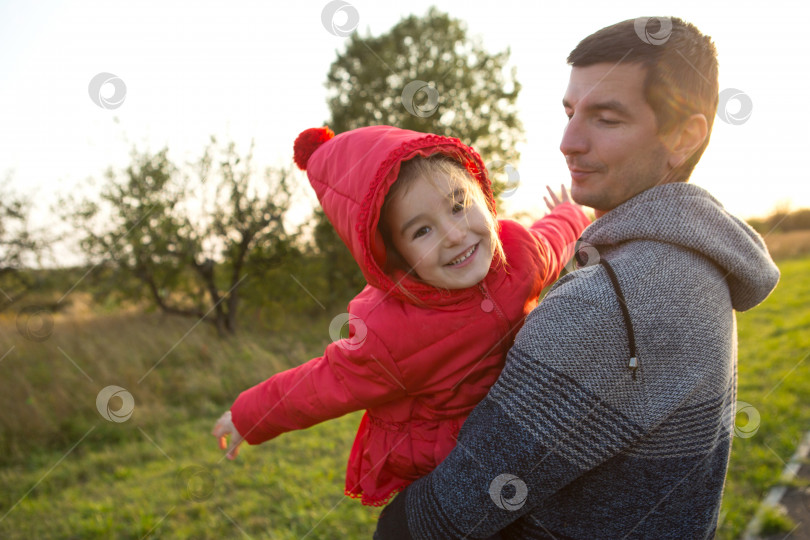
xmin=524 ymin=238 xmax=731 ymax=346
xmin=552 ymin=239 xmax=727 ymax=298
xmin=542 ymin=261 xmax=615 ymax=311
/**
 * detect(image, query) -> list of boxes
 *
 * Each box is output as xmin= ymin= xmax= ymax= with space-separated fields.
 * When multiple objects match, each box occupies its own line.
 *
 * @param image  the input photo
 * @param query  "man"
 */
xmin=375 ymin=17 xmax=779 ymax=539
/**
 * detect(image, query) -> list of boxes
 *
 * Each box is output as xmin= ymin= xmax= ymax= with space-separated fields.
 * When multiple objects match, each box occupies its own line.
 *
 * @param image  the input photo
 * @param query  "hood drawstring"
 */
xmin=582 ymin=251 xmax=638 ymax=380
xmin=600 ymin=259 xmax=639 ymax=380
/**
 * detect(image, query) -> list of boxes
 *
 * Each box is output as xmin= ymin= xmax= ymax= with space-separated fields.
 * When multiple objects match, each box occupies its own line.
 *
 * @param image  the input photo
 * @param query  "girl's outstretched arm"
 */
xmin=213 ymin=324 xmax=408 ymax=456
xmin=524 ymin=186 xmax=591 ymax=287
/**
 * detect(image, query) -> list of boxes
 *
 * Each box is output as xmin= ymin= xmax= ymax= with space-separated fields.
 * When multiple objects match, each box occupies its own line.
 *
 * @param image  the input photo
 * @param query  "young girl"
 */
xmin=212 ymin=125 xmax=590 ymax=506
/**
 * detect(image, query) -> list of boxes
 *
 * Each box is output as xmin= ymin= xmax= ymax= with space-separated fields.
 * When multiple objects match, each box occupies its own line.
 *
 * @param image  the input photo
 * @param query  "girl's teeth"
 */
xmin=449 ymin=245 xmax=475 ymax=265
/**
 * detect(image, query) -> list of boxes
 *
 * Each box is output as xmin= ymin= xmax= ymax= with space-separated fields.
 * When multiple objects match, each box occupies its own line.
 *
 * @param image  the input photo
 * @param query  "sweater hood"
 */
xmin=581 ymin=182 xmax=779 ymax=311
xmin=296 ymin=125 xmax=496 ymax=304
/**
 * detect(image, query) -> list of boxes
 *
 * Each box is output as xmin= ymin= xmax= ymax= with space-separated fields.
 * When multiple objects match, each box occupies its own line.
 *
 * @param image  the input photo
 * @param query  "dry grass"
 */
xmin=0 ymin=300 xmax=331 ymax=465
xmin=761 ymin=230 xmax=810 ymax=260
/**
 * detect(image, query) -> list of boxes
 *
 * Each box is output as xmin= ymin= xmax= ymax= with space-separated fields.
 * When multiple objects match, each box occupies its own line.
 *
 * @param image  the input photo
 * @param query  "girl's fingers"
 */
xmin=213 ymin=411 xmax=241 ymax=458
xmin=227 ymin=439 xmax=242 ymax=460
xmin=545 ymin=186 xmax=563 ymax=212
xmin=560 ymin=184 xmax=571 ymax=203
xmin=546 ymin=185 xmax=560 ymax=204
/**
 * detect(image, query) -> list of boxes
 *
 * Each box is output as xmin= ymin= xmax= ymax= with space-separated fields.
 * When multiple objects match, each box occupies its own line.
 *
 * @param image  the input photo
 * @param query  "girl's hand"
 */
xmin=544 ymin=184 xmax=573 ymax=212
xmin=211 ymin=410 xmax=244 ymax=460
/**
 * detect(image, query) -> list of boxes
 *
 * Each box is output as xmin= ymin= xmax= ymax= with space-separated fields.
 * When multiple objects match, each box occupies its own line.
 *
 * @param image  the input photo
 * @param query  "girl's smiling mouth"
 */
xmin=446 ymin=243 xmax=478 ymax=267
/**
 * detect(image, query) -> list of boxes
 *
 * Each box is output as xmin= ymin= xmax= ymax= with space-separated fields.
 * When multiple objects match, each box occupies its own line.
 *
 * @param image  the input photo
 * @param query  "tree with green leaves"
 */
xmin=63 ymin=140 xmax=295 ymax=335
xmin=326 ymin=6 xmax=523 ymax=169
xmin=0 ymin=175 xmax=42 ymax=311
xmin=314 ymin=7 xmax=524 ymax=299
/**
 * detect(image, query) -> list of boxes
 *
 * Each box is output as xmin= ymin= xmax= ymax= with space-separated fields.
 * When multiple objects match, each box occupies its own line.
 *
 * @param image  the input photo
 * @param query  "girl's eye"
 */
xmin=413 ymin=226 xmax=430 ymax=239
xmin=452 ymin=201 xmax=465 ymax=214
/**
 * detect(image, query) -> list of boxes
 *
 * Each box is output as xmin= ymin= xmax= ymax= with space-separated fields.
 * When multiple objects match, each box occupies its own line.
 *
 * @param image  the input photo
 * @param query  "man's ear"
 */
xmin=665 ymin=113 xmax=709 ymax=169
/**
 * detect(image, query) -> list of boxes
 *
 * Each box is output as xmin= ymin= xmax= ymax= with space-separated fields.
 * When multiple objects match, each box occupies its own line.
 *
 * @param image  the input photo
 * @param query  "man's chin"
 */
xmin=570 ymin=191 xmax=609 ymax=218
xmin=569 ymin=185 xmax=593 ymax=208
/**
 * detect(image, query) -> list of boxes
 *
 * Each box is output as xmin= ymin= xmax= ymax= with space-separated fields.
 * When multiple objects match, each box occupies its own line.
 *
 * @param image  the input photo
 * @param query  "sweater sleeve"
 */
xmin=375 ymin=288 xmax=651 ymax=539
xmin=230 ymin=325 xmax=408 ymax=445
xmin=524 ymin=203 xmax=591 ymax=288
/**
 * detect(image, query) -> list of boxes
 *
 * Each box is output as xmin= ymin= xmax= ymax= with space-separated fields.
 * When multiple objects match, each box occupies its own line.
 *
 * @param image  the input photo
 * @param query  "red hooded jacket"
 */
xmin=230 ymin=126 xmax=590 ymax=506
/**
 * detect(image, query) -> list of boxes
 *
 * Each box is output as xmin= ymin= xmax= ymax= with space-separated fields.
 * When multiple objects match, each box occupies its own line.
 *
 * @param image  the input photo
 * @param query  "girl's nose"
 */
xmin=443 ymin=221 xmax=466 ymax=246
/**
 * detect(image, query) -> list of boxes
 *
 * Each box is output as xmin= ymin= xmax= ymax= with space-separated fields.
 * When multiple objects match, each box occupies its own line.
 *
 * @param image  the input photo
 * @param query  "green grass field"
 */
xmin=0 ymin=255 xmax=808 ymax=539
xmin=0 ymin=305 xmax=383 ymax=539
xmin=720 ymin=255 xmax=810 ymax=537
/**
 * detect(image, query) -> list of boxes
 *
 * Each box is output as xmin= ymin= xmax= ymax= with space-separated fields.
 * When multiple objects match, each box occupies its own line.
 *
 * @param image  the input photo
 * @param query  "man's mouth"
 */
xmin=567 ymin=162 xmax=601 ymax=180
xmin=446 ymin=244 xmax=477 ymax=266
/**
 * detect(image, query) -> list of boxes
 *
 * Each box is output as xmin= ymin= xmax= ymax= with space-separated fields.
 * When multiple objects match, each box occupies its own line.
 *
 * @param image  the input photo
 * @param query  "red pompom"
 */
xmin=293 ymin=127 xmax=335 ymax=171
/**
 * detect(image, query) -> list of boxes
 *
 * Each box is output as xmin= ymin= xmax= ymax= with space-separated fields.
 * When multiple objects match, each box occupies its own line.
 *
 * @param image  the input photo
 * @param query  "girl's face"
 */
xmin=383 ymin=171 xmax=494 ymax=290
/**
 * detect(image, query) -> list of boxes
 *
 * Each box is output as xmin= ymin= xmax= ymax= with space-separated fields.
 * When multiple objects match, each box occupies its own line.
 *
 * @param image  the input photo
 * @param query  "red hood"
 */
xmin=297 ymin=125 xmax=496 ymax=304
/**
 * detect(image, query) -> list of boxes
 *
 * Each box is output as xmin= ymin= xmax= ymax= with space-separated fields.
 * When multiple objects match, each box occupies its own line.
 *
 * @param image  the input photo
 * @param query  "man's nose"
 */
xmin=560 ymin=116 xmax=588 ymax=156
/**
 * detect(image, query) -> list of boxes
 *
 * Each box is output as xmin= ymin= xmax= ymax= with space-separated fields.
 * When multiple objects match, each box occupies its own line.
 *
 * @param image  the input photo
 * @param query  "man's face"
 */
xmin=561 ymin=63 xmax=673 ymax=215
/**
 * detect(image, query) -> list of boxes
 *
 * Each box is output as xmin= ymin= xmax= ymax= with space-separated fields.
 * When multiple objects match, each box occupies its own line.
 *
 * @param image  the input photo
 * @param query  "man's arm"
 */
xmin=376 ymin=287 xmax=649 ymax=539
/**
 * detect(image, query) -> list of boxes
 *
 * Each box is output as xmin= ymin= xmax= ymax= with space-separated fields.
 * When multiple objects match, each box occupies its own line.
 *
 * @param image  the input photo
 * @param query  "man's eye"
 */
xmin=413 ymin=226 xmax=430 ymax=239
xmin=599 ymin=118 xmax=620 ymax=125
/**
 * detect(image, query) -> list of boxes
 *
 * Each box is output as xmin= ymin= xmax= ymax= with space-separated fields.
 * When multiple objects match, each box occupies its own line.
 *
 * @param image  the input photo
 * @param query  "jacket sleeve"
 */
xmin=375 ymin=291 xmax=651 ymax=539
xmin=525 ymin=202 xmax=591 ymax=288
xmin=230 ymin=325 xmax=408 ymax=445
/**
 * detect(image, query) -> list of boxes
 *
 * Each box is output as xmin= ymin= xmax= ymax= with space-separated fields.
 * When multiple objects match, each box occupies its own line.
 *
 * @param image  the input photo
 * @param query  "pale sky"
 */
xmin=2 ymin=0 xmax=808 ymax=265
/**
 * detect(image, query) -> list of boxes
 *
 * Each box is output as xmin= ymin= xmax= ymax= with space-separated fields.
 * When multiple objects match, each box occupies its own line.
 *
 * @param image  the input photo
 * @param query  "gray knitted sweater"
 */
xmin=375 ymin=183 xmax=780 ymax=539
